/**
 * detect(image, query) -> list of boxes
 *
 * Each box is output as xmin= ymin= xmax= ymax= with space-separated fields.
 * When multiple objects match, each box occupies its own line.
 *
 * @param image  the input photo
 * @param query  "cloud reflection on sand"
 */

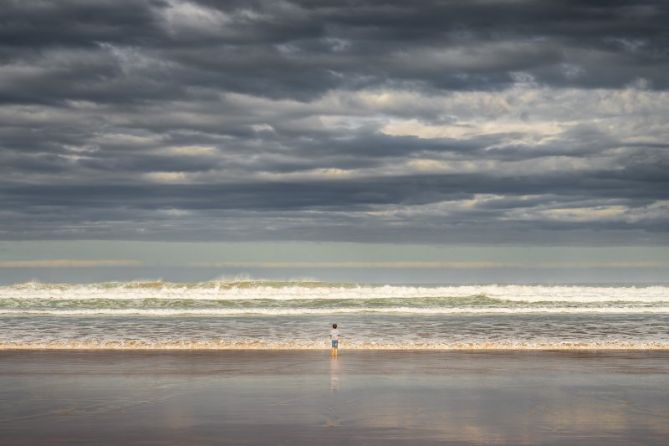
xmin=1 ymin=351 xmax=668 ymax=445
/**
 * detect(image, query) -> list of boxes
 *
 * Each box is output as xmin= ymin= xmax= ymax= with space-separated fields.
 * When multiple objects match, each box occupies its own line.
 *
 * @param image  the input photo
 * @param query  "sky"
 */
xmin=1 ymin=1 xmax=668 ymax=282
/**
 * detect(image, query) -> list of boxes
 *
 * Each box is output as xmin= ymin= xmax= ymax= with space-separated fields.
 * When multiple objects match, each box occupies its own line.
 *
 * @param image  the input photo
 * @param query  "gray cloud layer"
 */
xmin=1 ymin=0 xmax=668 ymax=243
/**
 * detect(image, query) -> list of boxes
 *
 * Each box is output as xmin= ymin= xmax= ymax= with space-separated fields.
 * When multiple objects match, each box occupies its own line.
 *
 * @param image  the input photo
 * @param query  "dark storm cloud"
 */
xmin=1 ymin=0 xmax=668 ymax=243
xmin=0 ymin=1 xmax=161 ymax=49
xmin=2 ymin=0 xmax=668 ymax=104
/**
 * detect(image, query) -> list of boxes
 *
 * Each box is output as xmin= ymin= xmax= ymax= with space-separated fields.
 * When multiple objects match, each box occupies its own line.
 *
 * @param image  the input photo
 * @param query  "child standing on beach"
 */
xmin=330 ymin=323 xmax=339 ymax=358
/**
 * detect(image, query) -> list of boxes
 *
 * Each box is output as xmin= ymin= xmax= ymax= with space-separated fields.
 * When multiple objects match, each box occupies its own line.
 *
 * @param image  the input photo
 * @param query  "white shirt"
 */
xmin=330 ymin=328 xmax=339 ymax=341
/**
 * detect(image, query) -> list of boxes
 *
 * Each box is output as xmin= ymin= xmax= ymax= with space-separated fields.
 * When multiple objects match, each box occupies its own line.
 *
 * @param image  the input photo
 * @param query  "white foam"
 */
xmin=1 ymin=339 xmax=667 ymax=351
xmin=1 ymin=281 xmax=668 ymax=303
xmin=2 ymin=306 xmax=669 ymax=316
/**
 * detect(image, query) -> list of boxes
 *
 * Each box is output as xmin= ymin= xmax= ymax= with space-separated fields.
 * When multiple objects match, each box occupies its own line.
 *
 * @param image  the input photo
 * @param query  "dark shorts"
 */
xmin=331 ymin=340 xmax=339 ymax=348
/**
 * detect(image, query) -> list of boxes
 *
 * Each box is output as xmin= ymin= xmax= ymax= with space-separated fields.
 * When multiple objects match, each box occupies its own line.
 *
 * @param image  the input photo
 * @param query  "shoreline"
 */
xmin=3 ymin=345 xmax=669 ymax=351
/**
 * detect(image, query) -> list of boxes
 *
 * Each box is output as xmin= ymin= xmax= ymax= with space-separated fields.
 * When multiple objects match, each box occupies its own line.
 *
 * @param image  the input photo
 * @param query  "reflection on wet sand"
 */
xmin=0 ymin=351 xmax=668 ymax=445
xmin=330 ymin=357 xmax=340 ymax=393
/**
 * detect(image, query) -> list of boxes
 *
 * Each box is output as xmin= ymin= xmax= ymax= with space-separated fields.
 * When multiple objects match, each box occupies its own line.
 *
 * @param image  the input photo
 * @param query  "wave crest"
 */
xmin=2 ymin=281 xmax=668 ymax=304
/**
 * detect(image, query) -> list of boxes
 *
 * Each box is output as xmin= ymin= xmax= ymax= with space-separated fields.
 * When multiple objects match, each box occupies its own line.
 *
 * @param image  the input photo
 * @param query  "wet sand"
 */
xmin=1 ymin=350 xmax=668 ymax=445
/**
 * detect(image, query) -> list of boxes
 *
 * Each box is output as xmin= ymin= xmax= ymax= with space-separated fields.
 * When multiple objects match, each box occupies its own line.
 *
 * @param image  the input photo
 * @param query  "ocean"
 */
xmin=1 ymin=280 xmax=668 ymax=350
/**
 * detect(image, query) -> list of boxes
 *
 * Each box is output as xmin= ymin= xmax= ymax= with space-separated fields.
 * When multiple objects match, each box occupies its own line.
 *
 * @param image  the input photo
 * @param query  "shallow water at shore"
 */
xmin=2 ymin=313 xmax=669 ymax=350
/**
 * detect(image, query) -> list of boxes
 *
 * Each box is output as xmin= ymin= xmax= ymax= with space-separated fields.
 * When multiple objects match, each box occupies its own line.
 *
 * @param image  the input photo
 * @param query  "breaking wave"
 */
xmin=2 ymin=280 xmax=668 ymax=304
xmin=2 ymin=280 xmax=668 ymax=350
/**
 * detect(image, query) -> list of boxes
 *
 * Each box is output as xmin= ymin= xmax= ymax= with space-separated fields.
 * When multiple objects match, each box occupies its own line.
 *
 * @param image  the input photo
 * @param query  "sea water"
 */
xmin=1 ymin=280 xmax=668 ymax=349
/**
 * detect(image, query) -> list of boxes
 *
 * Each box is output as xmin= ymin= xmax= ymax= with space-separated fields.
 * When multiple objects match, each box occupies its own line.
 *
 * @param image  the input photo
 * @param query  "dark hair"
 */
xmin=332 ymin=323 xmax=337 ymax=329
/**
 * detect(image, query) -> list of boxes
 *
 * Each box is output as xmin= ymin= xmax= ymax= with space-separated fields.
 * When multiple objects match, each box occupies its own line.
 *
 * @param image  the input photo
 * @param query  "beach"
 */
xmin=2 ymin=281 xmax=668 ymax=444
xmin=2 ymin=350 xmax=668 ymax=445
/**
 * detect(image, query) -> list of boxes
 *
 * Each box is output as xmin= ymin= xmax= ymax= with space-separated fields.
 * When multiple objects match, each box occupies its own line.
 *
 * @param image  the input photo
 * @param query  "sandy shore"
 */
xmin=1 ymin=350 xmax=668 ymax=445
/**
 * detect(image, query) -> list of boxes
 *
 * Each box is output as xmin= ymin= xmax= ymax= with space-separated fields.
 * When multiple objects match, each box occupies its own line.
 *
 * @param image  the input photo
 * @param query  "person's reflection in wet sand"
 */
xmin=324 ymin=355 xmax=342 ymax=428
xmin=330 ymin=356 xmax=340 ymax=393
